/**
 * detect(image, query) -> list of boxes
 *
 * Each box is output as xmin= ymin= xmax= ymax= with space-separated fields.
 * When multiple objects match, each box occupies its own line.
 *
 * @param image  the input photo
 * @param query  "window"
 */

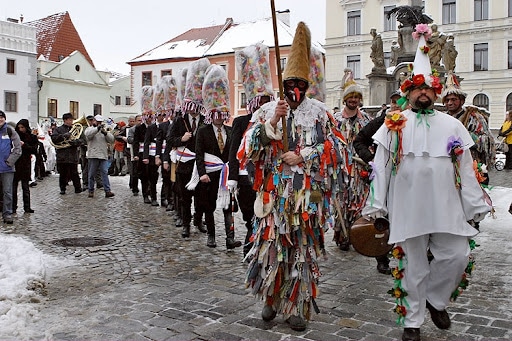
xmin=474 ymin=0 xmax=488 ymax=21
xmin=115 ymin=96 xmax=121 ymax=105
xmin=142 ymin=71 xmax=152 ymax=86
xmin=347 ymin=55 xmax=361 ymax=79
xmin=6 ymin=59 xmax=15 ymax=74
xmin=69 ymin=101 xmax=79 ymax=118
xmin=280 ymin=57 xmax=287 ymax=73
xmin=48 ymin=99 xmax=58 ymax=117
xmin=4 ymin=91 xmax=17 ymax=112
xmin=509 ymin=41 xmax=512 ymax=69
xmin=507 ymin=93 xmax=512 ymax=111
xmin=384 ymin=6 xmax=396 ymax=31
xmin=240 ymin=92 xmax=247 ymax=109
xmin=93 ymin=104 xmax=102 ymax=116
xmin=161 ymin=69 xmax=172 ymax=77
xmin=510 ymin=0 xmax=512 ymax=17
xmin=442 ymin=0 xmax=457 ymax=24
xmin=473 ymin=93 xmax=489 ymax=110
xmin=125 ymin=97 xmax=131 ymax=105
xmin=384 ymin=52 xmax=391 ymax=68
xmin=347 ymin=11 xmax=361 ymax=36
xmin=474 ymin=43 xmax=488 ymax=71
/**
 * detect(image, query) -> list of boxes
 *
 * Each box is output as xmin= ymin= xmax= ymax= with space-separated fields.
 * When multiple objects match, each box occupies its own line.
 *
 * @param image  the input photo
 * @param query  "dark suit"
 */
xmin=156 ymin=120 xmax=172 ymax=206
xmin=228 ymin=114 xmax=256 ymax=255
xmin=132 ymin=123 xmax=149 ymax=199
xmin=195 ymin=124 xmax=232 ymax=239
xmin=142 ymin=122 xmax=160 ymax=202
xmin=167 ymin=113 xmax=204 ymax=230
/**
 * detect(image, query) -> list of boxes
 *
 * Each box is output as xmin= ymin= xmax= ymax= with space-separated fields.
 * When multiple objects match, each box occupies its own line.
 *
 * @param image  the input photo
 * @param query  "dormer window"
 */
xmin=169 ymin=43 xmax=178 ymax=49
xmin=198 ymin=39 xmax=207 ymax=47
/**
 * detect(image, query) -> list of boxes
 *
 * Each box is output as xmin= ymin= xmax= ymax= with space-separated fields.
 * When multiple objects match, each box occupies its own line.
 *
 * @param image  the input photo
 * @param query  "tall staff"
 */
xmin=270 ymin=0 xmax=288 ymax=152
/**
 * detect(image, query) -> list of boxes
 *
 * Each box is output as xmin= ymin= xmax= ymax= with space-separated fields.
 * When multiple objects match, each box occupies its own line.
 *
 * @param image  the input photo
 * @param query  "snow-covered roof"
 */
xmin=129 ymin=17 xmax=324 ymax=64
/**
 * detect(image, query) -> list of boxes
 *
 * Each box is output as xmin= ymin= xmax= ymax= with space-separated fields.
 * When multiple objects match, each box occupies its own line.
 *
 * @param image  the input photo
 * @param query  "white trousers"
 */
xmin=399 ymin=233 xmax=470 ymax=328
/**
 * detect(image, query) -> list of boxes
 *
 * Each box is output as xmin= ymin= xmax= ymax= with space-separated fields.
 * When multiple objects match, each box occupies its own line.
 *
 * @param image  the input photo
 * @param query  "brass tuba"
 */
xmin=50 ymin=122 xmax=83 ymax=149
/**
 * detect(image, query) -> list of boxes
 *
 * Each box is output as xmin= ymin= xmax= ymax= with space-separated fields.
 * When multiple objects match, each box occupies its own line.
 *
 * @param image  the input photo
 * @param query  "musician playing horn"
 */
xmin=51 ymin=113 xmax=84 ymax=195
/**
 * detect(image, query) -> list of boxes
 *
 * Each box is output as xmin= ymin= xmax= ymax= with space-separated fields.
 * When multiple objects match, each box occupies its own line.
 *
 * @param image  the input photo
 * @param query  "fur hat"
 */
xmin=153 ymin=75 xmax=178 ymax=118
xmin=398 ymin=24 xmax=443 ymax=100
xmin=183 ymin=57 xmax=210 ymax=114
xmin=306 ymin=46 xmax=326 ymax=102
xmin=283 ymin=21 xmax=311 ymax=82
xmin=202 ymin=64 xmax=230 ymax=124
xmin=442 ymin=72 xmax=467 ymax=99
xmin=236 ymin=43 xmax=274 ymax=113
xmin=341 ymin=68 xmax=363 ymax=101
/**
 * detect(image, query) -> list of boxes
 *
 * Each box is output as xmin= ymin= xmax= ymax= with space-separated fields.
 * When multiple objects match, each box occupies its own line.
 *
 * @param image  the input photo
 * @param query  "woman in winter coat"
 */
xmin=13 ymin=119 xmax=38 ymax=213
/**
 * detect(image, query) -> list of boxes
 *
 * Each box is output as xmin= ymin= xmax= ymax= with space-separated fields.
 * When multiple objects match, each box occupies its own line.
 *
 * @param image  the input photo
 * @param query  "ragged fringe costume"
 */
xmin=242 ymin=97 xmax=342 ymax=320
xmin=332 ymin=107 xmax=372 ymax=246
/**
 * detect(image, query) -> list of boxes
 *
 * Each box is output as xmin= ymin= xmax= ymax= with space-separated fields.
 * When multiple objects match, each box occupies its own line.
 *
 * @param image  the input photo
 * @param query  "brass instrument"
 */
xmin=73 ymin=115 xmax=90 ymax=127
xmin=50 ymin=122 xmax=83 ymax=149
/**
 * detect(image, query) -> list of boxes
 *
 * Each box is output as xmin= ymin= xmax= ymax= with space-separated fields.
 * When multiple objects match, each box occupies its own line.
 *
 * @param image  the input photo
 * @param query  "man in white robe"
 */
xmin=362 ymin=24 xmax=491 ymax=341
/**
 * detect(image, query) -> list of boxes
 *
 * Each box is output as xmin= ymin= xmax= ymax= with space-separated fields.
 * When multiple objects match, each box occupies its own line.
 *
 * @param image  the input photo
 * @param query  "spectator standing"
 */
xmin=13 ymin=119 xmax=38 ymax=214
xmin=498 ymin=111 xmax=512 ymax=169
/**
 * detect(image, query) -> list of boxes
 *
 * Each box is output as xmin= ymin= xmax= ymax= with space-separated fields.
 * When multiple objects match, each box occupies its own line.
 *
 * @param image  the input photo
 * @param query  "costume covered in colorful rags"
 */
xmin=362 ymin=24 xmax=491 ymax=332
xmin=332 ymin=69 xmax=372 ymax=249
xmin=241 ymin=22 xmax=342 ymax=324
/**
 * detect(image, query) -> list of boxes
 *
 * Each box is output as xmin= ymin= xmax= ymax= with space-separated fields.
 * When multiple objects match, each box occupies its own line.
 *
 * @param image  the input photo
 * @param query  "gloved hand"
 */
xmin=227 ymin=180 xmax=238 ymax=193
xmin=218 ymin=188 xmax=230 ymax=210
xmin=97 ymin=126 xmax=102 ymax=131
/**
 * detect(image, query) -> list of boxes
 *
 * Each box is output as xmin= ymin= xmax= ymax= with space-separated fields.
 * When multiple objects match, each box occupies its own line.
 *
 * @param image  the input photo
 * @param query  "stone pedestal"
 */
xmin=367 ymin=73 xmax=395 ymax=107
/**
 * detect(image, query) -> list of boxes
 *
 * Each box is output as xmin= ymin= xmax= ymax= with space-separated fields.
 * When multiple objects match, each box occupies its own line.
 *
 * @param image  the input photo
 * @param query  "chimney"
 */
xmin=276 ymin=9 xmax=290 ymax=27
xmin=20 ymin=14 xmax=24 ymax=23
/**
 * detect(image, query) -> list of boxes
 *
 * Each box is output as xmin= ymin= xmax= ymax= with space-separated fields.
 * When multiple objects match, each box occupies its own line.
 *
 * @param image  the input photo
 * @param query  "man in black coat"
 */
xmin=155 ymin=116 xmax=173 ymax=209
xmin=142 ymin=114 xmax=164 ymax=206
xmin=51 ymin=113 xmax=84 ymax=195
xmin=167 ymin=110 xmax=203 ymax=238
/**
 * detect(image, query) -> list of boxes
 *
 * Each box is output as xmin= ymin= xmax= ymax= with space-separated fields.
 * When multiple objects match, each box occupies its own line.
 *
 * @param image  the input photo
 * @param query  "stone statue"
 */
xmin=370 ymin=28 xmax=386 ymax=72
xmin=390 ymin=40 xmax=401 ymax=66
xmin=442 ymin=35 xmax=458 ymax=72
xmin=427 ymin=24 xmax=447 ymax=68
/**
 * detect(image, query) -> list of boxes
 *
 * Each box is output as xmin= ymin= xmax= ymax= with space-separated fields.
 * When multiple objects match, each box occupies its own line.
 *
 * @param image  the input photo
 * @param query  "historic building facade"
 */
xmin=324 ymin=0 xmax=512 ymax=128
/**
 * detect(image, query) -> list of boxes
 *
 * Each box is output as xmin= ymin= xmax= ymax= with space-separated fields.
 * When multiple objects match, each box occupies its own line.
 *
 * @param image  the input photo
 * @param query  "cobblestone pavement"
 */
xmin=2 ymin=169 xmax=512 ymax=341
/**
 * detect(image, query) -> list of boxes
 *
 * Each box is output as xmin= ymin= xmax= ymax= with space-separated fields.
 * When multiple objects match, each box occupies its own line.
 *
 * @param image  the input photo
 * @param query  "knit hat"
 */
xmin=153 ymin=75 xmax=178 ymax=119
xmin=306 ymin=46 xmax=326 ymax=101
xmin=140 ymin=85 xmax=155 ymax=116
xmin=183 ymin=57 xmax=210 ymax=114
xmin=235 ymin=43 xmax=274 ymax=113
xmin=398 ymin=24 xmax=443 ymax=101
xmin=442 ymin=71 xmax=467 ymax=99
xmin=283 ymin=21 xmax=311 ymax=82
xmin=202 ymin=64 xmax=230 ymax=124
xmin=341 ymin=68 xmax=363 ymax=101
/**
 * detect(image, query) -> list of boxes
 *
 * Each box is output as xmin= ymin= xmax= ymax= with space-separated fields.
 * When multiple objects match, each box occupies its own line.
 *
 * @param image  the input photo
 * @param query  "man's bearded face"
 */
xmin=409 ymin=86 xmax=436 ymax=109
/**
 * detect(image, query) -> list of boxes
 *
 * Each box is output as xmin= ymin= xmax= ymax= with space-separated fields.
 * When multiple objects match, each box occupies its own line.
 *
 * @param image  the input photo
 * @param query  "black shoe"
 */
xmin=60 ymin=190 xmax=66 ymax=195
xmin=286 ymin=315 xmax=306 ymax=331
xmin=166 ymin=204 xmax=173 ymax=212
xmin=426 ymin=301 xmax=451 ymax=329
xmin=29 ymin=182 xmax=37 ymax=187
xmin=261 ymin=305 xmax=276 ymax=321
xmin=151 ymin=200 xmax=159 ymax=207
xmin=133 ymin=192 xmax=139 ymax=196
xmin=161 ymin=199 xmax=168 ymax=207
xmin=226 ymin=238 xmax=242 ymax=249
xmin=75 ymin=188 xmax=83 ymax=193
xmin=402 ymin=328 xmax=420 ymax=341
xmin=175 ymin=218 xmax=183 ymax=227
xmin=143 ymin=197 xmax=151 ymax=204
xmin=182 ymin=225 xmax=190 ymax=238
xmin=195 ymin=221 xmax=207 ymax=233
xmin=339 ymin=240 xmax=350 ymax=251
xmin=24 ymin=208 xmax=35 ymax=213
xmin=207 ymin=235 xmax=217 ymax=248
xmin=377 ymin=262 xmax=391 ymax=275
xmin=3 ymin=215 xmax=13 ymax=224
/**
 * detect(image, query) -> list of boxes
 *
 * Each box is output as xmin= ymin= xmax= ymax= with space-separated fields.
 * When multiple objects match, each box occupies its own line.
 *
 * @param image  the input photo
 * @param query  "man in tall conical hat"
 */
xmin=167 ymin=57 xmax=210 ymax=238
xmin=442 ymin=72 xmax=495 ymax=186
xmin=228 ymin=43 xmax=275 ymax=257
xmin=362 ymin=24 xmax=491 ymax=341
xmin=241 ymin=22 xmax=341 ymax=332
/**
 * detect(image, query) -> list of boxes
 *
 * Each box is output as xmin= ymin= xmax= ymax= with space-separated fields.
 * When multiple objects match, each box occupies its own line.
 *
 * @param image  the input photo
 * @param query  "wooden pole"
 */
xmin=270 ymin=0 xmax=288 ymax=152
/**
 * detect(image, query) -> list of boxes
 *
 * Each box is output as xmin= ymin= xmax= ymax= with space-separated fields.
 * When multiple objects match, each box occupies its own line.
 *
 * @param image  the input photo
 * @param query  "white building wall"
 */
xmin=0 ymin=20 xmax=38 ymax=125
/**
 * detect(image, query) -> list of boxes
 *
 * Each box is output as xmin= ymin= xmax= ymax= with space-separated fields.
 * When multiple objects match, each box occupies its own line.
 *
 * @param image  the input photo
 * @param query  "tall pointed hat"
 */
xmin=306 ymin=46 xmax=326 ymax=102
xmin=341 ymin=68 xmax=362 ymax=101
xmin=183 ymin=57 xmax=210 ymax=114
xmin=202 ymin=64 xmax=230 ymax=124
xmin=283 ymin=21 xmax=311 ymax=82
xmin=442 ymin=71 xmax=466 ymax=99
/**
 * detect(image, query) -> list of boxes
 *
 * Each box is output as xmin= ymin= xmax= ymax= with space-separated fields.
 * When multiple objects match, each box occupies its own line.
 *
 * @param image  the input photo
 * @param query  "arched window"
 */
xmin=506 ymin=93 xmax=512 ymax=111
xmin=473 ymin=93 xmax=489 ymax=110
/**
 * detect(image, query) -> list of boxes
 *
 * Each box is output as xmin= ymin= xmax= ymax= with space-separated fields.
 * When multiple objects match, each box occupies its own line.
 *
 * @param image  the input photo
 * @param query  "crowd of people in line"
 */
xmin=2 ymin=20 xmax=510 ymax=341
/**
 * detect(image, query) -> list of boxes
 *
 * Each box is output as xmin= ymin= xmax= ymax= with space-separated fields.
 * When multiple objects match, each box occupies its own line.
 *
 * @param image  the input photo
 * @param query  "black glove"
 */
xmin=101 ymin=129 xmax=107 ymax=136
xmin=97 ymin=126 xmax=102 ymax=131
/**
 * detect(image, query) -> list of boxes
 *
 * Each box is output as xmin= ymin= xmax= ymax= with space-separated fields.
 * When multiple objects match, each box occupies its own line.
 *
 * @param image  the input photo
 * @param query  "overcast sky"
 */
xmin=2 ymin=0 xmax=326 ymax=75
